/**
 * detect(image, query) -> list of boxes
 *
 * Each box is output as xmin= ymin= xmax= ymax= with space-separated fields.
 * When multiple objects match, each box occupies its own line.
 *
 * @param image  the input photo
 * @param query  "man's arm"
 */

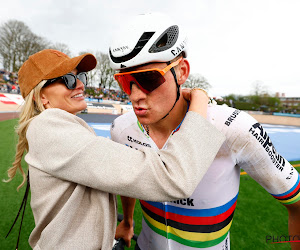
xmin=115 ymin=196 xmax=136 ymax=247
xmin=286 ymin=201 xmax=300 ymax=250
xmin=220 ymin=108 xmax=300 ymax=249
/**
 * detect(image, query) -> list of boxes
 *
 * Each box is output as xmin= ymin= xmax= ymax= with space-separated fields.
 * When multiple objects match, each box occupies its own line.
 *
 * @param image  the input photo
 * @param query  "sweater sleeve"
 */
xmin=25 ymin=109 xmax=225 ymax=202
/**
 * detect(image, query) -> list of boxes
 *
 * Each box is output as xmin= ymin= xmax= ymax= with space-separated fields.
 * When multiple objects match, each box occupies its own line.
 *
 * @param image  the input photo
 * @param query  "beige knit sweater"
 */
xmin=25 ymin=108 xmax=224 ymax=249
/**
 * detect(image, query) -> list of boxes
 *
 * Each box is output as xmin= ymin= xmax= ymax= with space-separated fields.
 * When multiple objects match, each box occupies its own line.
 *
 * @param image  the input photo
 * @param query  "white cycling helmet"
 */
xmin=109 ymin=12 xmax=188 ymax=70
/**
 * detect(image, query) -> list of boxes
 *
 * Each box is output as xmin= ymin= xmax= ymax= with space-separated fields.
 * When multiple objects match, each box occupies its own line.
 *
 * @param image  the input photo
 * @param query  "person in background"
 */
xmin=109 ymin=13 xmax=300 ymax=249
xmin=6 ymin=49 xmax=224 ymax=249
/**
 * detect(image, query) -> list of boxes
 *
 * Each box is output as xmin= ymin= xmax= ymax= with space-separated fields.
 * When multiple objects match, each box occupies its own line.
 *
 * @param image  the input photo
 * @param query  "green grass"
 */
xmin=0 ymin=118 xmax=299 ymax=249
xmin=0 ymin=119 xmax=34 ymax=249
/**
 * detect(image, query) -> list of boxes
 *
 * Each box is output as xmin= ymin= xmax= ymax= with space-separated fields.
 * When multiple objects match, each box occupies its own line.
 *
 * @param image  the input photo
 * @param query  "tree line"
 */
xmin=220 ymin=81 xmax=284 ymax=112
xmin=0 ymin=19 xmax=210 ymax=92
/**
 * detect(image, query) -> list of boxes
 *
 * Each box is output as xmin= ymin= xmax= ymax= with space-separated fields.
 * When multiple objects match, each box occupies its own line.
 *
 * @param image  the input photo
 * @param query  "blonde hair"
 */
xmin=5 ymin=80 xmax=47 ymax=190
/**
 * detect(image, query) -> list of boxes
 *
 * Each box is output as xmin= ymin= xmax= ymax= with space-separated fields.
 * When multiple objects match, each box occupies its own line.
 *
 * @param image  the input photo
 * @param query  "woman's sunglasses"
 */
xmin=114 ymin=58 xmax=182 ymax=95
xmin=43 ymin=72 xmax=88 ymax=89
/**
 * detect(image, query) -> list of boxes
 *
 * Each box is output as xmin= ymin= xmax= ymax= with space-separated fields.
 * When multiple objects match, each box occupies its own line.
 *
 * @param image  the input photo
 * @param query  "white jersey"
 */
xmin=110 ymin=105 xmax=300 ymax=250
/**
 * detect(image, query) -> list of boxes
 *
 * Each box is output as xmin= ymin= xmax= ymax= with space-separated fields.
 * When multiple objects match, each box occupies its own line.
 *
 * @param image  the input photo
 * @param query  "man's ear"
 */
xmin=177 ymin=58 xmax=190 ymax=86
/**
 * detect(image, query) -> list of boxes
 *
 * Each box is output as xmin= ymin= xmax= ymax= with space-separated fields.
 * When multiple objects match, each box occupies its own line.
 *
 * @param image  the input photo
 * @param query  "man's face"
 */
xmin=128 ymin=62 xmax=178 ymax=125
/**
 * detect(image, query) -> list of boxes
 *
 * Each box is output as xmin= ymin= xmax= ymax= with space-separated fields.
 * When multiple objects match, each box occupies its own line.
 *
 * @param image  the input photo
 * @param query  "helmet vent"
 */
xmin=149 ymin=25 xmax=179 ymax=53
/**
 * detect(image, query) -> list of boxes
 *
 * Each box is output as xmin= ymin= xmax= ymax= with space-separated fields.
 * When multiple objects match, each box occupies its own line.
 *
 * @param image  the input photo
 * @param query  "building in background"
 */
xmin=276 ymin=92 xmax=300 ymax=113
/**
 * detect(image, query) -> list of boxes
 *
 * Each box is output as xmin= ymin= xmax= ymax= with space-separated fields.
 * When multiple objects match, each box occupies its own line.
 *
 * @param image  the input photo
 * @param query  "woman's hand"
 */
xmin=182 ymin=88 xmax=209 ymax=118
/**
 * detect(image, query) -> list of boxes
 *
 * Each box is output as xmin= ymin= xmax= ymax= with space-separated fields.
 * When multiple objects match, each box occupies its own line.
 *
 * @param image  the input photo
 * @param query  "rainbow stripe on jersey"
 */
xmin=271 ymin=173 xmax=300 ymax=205
xmin=140 ymin=193 xmax=238 ymax=248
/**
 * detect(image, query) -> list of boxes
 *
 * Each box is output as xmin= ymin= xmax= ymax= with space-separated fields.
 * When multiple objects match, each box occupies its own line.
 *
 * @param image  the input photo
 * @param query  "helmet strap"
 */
xmin=160 ymin=62 xmax=180 ymax=120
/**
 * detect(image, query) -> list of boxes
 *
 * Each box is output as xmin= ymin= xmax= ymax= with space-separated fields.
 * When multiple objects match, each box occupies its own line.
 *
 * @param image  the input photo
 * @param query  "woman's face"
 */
xmin=40 ymin=69 xmax=87 ymax=114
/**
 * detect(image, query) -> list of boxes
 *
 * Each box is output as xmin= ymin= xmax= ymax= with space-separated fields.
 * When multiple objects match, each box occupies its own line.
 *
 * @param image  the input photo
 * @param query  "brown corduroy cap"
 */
xmin=18 ymin=49 xmax=97 ymax=98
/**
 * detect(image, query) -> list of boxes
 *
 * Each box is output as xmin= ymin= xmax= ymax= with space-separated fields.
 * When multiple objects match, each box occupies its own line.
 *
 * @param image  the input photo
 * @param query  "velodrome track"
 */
xmin=261 ymin=124 xmax=300 ymax=162
xmin=75 ymin=113 xmax=300 ymax=162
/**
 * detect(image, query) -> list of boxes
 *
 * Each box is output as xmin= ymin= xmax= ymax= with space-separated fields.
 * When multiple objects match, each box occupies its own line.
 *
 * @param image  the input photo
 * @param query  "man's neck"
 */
xmin=146 ymin=97 xmax=188 ymax=148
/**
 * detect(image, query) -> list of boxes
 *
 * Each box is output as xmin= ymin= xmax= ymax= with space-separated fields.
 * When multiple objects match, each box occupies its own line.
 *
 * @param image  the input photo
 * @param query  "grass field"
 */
xmin=0 ymin=118 xmax=299 ymax=249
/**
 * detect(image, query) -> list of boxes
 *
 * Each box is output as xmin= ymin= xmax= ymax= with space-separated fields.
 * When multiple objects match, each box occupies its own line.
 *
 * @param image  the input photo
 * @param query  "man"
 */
xmin=109 ymin=13 xmax=300 ymax=249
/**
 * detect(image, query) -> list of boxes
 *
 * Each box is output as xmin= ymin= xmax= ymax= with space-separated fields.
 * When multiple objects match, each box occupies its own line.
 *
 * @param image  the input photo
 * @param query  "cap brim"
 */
xmin=45 ymin=53 xmax=97 ymax=80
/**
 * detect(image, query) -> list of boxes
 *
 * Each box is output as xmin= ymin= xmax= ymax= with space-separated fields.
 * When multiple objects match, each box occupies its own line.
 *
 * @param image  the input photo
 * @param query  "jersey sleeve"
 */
xmin=110 ymin=111 xmax=135 ymax=144
xmin=218 ymin=106 xmax=300 ymax=205
xmin=110 ymin=118 xmax=122 ymax=143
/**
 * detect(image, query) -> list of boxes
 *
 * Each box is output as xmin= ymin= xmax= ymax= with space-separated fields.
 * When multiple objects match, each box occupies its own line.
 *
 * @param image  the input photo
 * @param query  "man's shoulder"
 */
xmin=207 ymin=104 xmax=241 ymax=124
xmin=207 ymin=104 xmax=257 ymax=138
xmin=208 ymin=104 xmax=237 ymax=115
xmin=111 ymin=111 xmax=137 ymax=136
xmin=114 ymin=110 xmax=137 ymax=126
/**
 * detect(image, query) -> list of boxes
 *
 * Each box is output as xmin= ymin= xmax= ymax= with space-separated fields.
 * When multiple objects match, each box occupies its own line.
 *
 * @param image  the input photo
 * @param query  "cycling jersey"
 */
xmin=110 ymin=105 xmax=300 ymax=249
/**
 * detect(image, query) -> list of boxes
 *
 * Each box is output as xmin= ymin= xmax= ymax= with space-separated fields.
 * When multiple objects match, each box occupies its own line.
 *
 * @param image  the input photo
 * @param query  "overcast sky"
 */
xmin=1 ymin=0 xmax=299 ymax=97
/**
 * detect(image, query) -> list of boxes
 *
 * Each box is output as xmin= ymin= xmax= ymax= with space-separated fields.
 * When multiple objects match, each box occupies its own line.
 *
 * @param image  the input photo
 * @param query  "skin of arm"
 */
xmin=286 ymin=200 xmax=300 ymax=249
xmin=115 ymin=196 xmax=136 ymax=247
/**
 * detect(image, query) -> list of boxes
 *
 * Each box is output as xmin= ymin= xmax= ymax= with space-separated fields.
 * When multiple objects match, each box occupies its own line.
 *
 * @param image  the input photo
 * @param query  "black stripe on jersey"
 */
xmin=275 ymin=187 xmax=300 ymax=201
xmin=141 ymin=202 xmax=234 ymax=233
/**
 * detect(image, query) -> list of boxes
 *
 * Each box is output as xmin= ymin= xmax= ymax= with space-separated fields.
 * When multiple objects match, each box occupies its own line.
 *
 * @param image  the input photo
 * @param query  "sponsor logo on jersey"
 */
xmin=225 ymin=109 xmax=241 ymax=126
xmin=224 ymin=237 xmax=229 ymax=250
xmin=127 ymin=136 xmax=151 ymax=148
xmin=171 ymin=198 xmax=194 ymax=206
xmin=286 ymin=166 xmax=295 ymax=180
xmin=249 ymin=123 xmax=286 ymax=171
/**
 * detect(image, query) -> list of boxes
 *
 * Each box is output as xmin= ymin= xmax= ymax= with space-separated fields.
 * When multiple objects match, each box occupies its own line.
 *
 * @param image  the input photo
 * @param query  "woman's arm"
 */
xmin=25 ymin=107 xmax=224 ymax=202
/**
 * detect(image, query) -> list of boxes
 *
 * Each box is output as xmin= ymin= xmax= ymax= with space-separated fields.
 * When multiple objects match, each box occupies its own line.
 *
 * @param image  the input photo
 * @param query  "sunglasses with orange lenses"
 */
xmin=114 ymin=57 xmax=182 ymax=95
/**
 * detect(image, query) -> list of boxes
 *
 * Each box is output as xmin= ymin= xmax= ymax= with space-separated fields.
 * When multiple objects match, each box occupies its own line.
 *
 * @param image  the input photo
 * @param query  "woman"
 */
xmin=7 ymin=49 xmax=224 ymax=249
